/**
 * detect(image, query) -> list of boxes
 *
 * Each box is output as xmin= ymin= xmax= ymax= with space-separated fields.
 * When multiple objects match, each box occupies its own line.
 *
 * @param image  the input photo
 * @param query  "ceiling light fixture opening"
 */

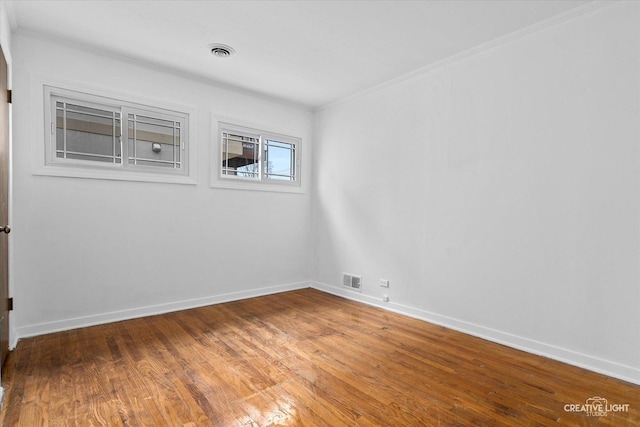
xmin=208 ymin=43 xmax=236 ymax=58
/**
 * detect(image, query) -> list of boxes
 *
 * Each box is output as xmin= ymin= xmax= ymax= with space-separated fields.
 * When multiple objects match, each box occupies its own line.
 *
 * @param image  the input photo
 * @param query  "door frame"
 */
xmin=0 ymin=41 xmax=11 ymax=374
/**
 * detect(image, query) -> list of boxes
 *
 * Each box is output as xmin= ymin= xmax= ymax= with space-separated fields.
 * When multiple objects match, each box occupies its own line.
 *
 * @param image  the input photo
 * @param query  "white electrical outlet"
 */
xmin=382 ymin=295 xmax=389 ymax=302
xmin=379 ymin=279 xmax=389 ymax=288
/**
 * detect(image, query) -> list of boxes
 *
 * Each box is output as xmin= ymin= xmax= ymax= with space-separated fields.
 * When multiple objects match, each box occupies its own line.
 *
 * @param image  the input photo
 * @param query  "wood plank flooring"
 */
xmin=0 ymin=288 xmax=638 ymax=426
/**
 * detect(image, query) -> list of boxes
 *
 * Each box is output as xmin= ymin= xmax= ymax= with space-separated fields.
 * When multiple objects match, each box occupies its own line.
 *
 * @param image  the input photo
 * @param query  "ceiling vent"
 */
xmin=208 ymin=43 xmax=236 ymax=58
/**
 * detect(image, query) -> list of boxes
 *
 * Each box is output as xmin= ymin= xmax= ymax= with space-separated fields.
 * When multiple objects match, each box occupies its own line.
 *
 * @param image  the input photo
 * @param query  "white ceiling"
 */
xmin=7 ymin=0 xmax=590 ymax=108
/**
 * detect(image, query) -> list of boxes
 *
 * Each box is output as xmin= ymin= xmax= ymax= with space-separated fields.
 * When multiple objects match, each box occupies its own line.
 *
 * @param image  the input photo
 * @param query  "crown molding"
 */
xmin=316 ymin=1 xmax=614 ymax=112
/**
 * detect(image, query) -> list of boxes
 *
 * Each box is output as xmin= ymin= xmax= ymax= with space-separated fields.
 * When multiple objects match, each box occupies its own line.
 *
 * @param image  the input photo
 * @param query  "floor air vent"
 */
xmin=343 ymin=273 xmax=362 ymax=292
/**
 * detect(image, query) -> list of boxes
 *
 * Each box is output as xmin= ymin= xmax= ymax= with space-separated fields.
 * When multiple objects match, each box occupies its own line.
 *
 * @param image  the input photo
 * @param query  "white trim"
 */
xmin=310 ymin=281 xmax=640 ymax=386
xmin=15 ymin=281 xmax=310 ymax=340
xmin=32 ymin=165 xmax=197 ymax=185
xmin=32 ymin=78 xmax=198 ymax=185
xmin=9 ymin=323 xmax=15 ymax=350
xmin=210 ymin=114 xmax=305 ymax=194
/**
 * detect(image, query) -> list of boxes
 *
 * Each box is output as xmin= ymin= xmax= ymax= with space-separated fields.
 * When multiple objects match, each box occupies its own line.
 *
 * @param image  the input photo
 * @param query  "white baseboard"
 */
xmin=15 ymin=281 xmax=310 ymax=341
xmin=311 ymin=281 xmax=640 ymax=386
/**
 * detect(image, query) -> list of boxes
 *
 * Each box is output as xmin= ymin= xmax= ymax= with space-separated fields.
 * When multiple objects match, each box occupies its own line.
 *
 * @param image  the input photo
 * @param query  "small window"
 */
xmin=218 ymin=122 xmax=300 ymax=188
xmin=45 ymin=86 xmax=190 ymax=181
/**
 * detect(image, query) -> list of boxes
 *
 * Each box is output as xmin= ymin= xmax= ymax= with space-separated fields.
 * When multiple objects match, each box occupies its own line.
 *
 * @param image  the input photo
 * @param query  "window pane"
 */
xmin=128 ymin=115 xmax=135 ymax=164
xmin=265 ymin=139 xmax=295 ymax=180
xmin=221 ymin=132 xmax=260 ymax=179
xmin=56 ymin=102 xmax=121 ymax=163
xmin=48 ymin=88 xmax=190 ymax=179
xmin=174 ymin=128 xmax=181 ymax=164
xmin=55 ymin=108 xmax=64 ymax=155
xmin=128 ymin=114 xmax=181 ymax=168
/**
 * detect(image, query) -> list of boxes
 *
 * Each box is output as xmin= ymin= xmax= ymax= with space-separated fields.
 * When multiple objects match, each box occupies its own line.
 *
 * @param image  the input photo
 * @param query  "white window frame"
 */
xmin=211 ymin=118 xmax=303 ymax=193
xmin=37 ymin=85 xmax=196 ymax=185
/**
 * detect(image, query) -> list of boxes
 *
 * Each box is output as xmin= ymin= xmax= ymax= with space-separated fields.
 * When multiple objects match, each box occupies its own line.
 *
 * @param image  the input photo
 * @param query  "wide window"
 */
xmin=219 ymin=122 xmax=300 ymax=186
xmin=44 ymin=86 xmax=191 ymax=182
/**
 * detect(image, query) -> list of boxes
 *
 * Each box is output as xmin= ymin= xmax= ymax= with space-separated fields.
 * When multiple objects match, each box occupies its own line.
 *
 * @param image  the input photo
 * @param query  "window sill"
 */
xmin=34 ymin=164 xmax=197 ymax=185
xmin=210 ymin=178 xmax=304 ymax=194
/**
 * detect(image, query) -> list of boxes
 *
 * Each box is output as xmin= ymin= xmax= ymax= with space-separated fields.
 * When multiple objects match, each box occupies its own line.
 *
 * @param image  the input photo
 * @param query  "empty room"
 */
xmin=0 ymin=0 xmax=639 ymax=425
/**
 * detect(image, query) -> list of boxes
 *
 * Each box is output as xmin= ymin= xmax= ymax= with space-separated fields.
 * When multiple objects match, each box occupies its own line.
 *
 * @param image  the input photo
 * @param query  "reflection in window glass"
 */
xmin=218 ymin=123 xmax=300 ymax=187
xmin=55 ymin=102 xmax=121 ymax=163
xmin=265 ymin=139 xmax=295 ymax=181
xmin=221 ymin=132 xmax=260 ymax=179
xmin=128 ymin=114 xmax=181 ymax=169
xmin=47 ymin=87 xmax=190 ymax=179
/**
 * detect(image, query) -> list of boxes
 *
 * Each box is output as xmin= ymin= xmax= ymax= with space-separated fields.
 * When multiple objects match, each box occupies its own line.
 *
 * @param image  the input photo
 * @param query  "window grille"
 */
xmin=46 ymin=86 xmax=189 ymax=177
xmin=219 ymin=122 xmax=299 ymax=186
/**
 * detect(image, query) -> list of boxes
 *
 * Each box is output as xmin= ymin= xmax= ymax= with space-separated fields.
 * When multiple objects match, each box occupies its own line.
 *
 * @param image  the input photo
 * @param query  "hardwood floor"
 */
xmin=0 ymin=288 xmax=638 ymax=426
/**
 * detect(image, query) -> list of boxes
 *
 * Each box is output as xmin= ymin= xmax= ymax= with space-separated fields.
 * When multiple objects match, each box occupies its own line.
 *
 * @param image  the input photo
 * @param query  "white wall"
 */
xmin=11 ymin=33 xmax=312 ymax=338
xmin=0 ymin=2 xmax=11 ymax=59
xmin=312 ymin=2 xmax=640 ymax=384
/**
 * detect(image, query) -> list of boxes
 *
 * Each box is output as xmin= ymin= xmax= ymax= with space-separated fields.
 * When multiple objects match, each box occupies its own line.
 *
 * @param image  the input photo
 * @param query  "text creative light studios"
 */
xmin=564 ymin=397 xmax=630 ymax=417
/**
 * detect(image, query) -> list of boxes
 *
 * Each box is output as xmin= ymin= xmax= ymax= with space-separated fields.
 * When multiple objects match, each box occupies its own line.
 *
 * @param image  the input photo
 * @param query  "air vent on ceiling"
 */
xmin=343 ymin=273 xmax=362 ymax=292
xmin=208 ymin=43 xmax=236 ymax=58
